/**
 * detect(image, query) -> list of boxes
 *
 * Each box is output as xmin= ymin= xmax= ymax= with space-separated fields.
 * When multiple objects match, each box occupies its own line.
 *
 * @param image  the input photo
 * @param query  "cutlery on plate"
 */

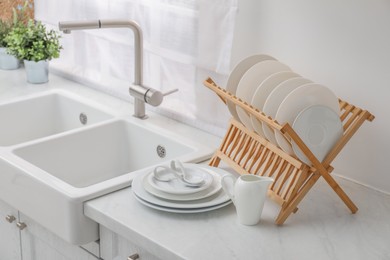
xmin=153 ymin=160 xmax=206 ymax=187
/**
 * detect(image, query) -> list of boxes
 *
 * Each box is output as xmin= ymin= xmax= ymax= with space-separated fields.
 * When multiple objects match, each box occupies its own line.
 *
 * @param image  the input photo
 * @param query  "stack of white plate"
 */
xmin=132 ymin=164 xmax=232 ymax=213
xmin=227 ymin=54 xmax=343 ymax=165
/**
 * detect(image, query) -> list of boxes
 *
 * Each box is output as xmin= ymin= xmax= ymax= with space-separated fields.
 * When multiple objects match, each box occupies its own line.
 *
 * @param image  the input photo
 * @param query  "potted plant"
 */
xmin=0 ymin=1 xmax=32 ymax=70
xmin=5 ymin=19 xmax=62 ymax=84
xmin=0 ymin=2 xmax=29 ymax=70
xmin=0 ymin=19 xmax=21 ymax=70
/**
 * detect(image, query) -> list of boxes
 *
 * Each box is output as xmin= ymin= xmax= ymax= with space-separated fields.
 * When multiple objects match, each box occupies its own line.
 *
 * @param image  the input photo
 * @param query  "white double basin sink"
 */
xmin=0 ymin=90 xmax=213 ymax=245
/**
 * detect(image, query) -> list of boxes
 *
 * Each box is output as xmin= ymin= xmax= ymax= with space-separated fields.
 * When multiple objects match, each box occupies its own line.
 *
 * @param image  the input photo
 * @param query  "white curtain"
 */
xmin=34 ymin=0 xmax=238 ymax=136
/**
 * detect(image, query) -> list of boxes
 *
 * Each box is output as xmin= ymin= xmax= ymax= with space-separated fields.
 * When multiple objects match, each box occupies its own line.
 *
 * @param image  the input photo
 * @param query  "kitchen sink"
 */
xmin=13 ymin=120 xmax=201 ymax=188
xmin=0 ymin=91 xmax=213 ymax=245
xmin=0 ymin=90 xmax=113 ymax=146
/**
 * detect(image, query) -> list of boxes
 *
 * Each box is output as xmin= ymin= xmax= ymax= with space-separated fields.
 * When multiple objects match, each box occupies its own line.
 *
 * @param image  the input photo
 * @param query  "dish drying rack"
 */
xmin=204 ymin=77 xmax=375 ymax=224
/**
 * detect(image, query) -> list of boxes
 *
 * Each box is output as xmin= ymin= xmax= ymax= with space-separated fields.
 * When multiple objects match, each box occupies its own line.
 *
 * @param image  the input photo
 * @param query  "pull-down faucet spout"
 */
xmin=58 ymin=19 xmax=174 ymax=119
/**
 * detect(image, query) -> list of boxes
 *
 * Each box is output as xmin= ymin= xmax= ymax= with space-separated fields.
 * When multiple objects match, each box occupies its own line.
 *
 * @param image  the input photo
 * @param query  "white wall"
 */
xmin=232 ymin=0 xmax=390 ymax=193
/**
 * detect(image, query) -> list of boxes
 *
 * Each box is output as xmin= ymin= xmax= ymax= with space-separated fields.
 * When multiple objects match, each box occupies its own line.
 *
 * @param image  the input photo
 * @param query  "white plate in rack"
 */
xmin=236 ymin=60 xmax=291 ymax=131
xmin=250 ymin=71 xmax=300 ymax=137
xmin=292 ymin=105 xmax=343 ymax=165
xmin=262 ymin=77 xmax=312 ymax=145
xmin=275 ymin=83 xmax=340 ymax=155
xmin=226 ymin=54 xmax=276 ymax=122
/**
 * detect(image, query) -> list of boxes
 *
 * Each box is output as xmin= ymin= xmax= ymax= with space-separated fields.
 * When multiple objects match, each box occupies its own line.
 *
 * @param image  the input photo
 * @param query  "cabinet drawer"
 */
xmin=0 ymin=199 xmax=22 ymax=260
xmin=100 ymin=225 xmax=162 ymax=260
xmin=19 ymin=213 xmax=100 ymax=260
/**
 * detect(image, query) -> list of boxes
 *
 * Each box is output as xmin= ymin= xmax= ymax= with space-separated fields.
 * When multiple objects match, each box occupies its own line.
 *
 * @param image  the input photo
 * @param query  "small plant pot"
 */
xmin=0 ymin=47 xmax=21 ymax=70
xmin=24 ymin=60 xmax=49 ymax=84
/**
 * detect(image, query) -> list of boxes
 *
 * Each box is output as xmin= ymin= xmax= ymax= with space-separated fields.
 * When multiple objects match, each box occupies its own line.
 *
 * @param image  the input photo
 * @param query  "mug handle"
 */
xmin=221 ymin=175 xmax=236 ymax=205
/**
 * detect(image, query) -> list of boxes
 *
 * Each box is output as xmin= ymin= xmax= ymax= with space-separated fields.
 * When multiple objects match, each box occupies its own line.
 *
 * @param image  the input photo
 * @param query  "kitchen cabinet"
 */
xmin=0 ymin=199 xmax=100 ymax=260
xmin=0 ymin=199 xmax=21 ymax=260
xmin=100 ymin=225 xmax=161 ymax=260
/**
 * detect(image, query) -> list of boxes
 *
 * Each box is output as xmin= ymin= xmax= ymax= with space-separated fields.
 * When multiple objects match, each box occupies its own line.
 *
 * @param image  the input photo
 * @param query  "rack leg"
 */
xmin=275 ymin=173 xmax=321 ymax=225
xmin=320 ymin=170 xmax=358 ymax=213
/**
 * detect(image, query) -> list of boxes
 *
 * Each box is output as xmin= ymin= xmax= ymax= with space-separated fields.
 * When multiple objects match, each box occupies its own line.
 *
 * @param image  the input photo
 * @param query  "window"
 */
xmin=35 ymin=0 xmax=237 ymax=135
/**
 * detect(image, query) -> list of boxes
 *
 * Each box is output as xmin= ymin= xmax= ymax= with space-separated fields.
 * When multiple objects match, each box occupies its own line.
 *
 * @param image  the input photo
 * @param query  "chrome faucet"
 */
xmin=58 ymin=19 xmax=176 ymax=119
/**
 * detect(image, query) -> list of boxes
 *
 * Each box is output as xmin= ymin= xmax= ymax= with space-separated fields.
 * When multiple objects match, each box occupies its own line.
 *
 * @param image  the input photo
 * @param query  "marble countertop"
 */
xmin=2 ymin=69 xmax=390 ymax=259
xmin=85 ymin=171 xmax=390 ymax=260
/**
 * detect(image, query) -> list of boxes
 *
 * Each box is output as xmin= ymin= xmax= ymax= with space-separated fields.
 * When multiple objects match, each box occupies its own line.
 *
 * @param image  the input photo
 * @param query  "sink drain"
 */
xmin=79 ymin=113 xmax=88 ymax=125
xmin=156 ymin=145 xmax=166 ymax=158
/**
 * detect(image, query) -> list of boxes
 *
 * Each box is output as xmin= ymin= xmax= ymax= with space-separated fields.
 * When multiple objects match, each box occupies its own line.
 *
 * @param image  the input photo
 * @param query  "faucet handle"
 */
xmin=145 ymin=87 xmax=178 ymax=106
xmin=163 ymin=88 xmax=179 ymax=96
xmin=129 ymin=85 xmax=178 ymax=108
xmin=148 ymin=88 xmax=179 ymax=106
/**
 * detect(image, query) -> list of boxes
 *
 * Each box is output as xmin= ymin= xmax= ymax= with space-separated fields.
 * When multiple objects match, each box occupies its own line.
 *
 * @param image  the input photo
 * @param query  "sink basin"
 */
xmin=0 ymin=111 xmax=213 ymax=245
xmin=0 ymin=90 xmax=113 ymax=146
xmin=14 ymin=120 xmax=200 ymax=188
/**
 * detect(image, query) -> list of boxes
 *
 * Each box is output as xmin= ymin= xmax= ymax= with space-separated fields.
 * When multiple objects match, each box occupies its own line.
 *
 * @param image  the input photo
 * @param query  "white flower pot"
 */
xmin=24 ymin=60 xmax=49 ymax=84
xmin=0 ymin=47 xmax=21 ymax=70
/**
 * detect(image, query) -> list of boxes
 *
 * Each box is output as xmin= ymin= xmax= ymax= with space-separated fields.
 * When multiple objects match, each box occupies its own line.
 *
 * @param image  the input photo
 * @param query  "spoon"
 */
xmin=153 ymin=166 xmax=177 ymax=182
xmin=170 ymin=160 xmax=205 ymax=187
xmin=153 ymin=161 xmax=205 ymax=187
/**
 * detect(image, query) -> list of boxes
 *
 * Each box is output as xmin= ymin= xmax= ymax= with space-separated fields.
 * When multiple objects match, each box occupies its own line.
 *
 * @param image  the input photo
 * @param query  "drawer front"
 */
xmin=19 ymin=213 xmax=100 ymax=260
xmin=100 ymin=226 xmax=162 ymax=260
xmin=0 ymin=199 xmax=21 ymax=260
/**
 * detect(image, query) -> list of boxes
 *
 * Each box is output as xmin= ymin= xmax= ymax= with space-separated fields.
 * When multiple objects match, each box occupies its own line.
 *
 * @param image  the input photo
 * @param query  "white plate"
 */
xmin=144 ymin=170 xmax=221 ymax=201
xmin=236 ymin=60 xmax=290 ymax=131
xmin=134 ymin=194 xmax=232 ymax=214
xmin=275 ymin=83 xmax=340 ymax=155
xmin=292 ymin=105 xmax=343 ymax=165
xmin=132 ymin=166 xmax=231 ymax=209
xmin=262 ymin=77 xmax=312 ymax=144
xmin=147 ymin=164 xmax=214 ymax=195
xmin=250 ymin=71 xmax=300 ymax=137
xmin=226 ymin=54 xmax=276 ymax=122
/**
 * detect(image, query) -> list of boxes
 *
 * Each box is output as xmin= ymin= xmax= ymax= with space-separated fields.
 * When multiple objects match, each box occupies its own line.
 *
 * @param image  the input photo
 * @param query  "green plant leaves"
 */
xmin=5 ymin=20 xmax=62 ymax=62
xmin=0 ymin=20 xmax=13 ymax=47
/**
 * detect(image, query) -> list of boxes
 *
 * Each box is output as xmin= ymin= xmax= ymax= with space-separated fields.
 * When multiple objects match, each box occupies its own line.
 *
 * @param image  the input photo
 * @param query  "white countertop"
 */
xmin=85 ymin=174 xmax=390 ymax=260
xmin=2 ymin=69 xmax=390 ymax=260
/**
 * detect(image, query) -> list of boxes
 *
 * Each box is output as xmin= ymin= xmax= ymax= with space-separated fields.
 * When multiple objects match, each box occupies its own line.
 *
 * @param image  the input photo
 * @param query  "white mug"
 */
xmin=221 ymin=174 xmax=273 ymax=225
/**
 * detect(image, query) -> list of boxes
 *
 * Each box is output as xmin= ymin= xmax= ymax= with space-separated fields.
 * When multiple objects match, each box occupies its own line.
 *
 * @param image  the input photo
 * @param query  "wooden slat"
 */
xmin=281 ymin=168 xmax=300 ymax=200
xmin=221 ymin=124 xmax=237 ymax=152
xmin=231 ymin=119 xmax=306 ymax=170
xmin=340 ymin=103 xmax=355 ymax=122
xmin=343 ymin=107 xmax=362 ymax=131
xmin=248 ymin=144 xmax=264 ymax=172
xmin=242 ymin=139 xmax=258 ymax=169
xmin=323 ymin=110 xmax=374 ymax=166
xmin=204 ymin=78 xmax=283 ymax=131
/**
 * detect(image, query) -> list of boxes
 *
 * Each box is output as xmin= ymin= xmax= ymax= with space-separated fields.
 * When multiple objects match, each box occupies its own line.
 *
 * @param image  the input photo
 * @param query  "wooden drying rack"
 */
xmin=204 ymin=77 xmax=375 ymax=224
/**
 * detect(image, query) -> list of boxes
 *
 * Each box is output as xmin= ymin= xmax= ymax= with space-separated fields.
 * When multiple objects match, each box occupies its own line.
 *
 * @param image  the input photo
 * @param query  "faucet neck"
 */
xmin=99 ymin=20 xmax=143 ymax=85
xmin=59 ymin=19 xmax=148 ymax=119
xmin=59 ymin=19 xmax=143 ymax=86
xmin=99 ymin=20 xmax=145 ymax=118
